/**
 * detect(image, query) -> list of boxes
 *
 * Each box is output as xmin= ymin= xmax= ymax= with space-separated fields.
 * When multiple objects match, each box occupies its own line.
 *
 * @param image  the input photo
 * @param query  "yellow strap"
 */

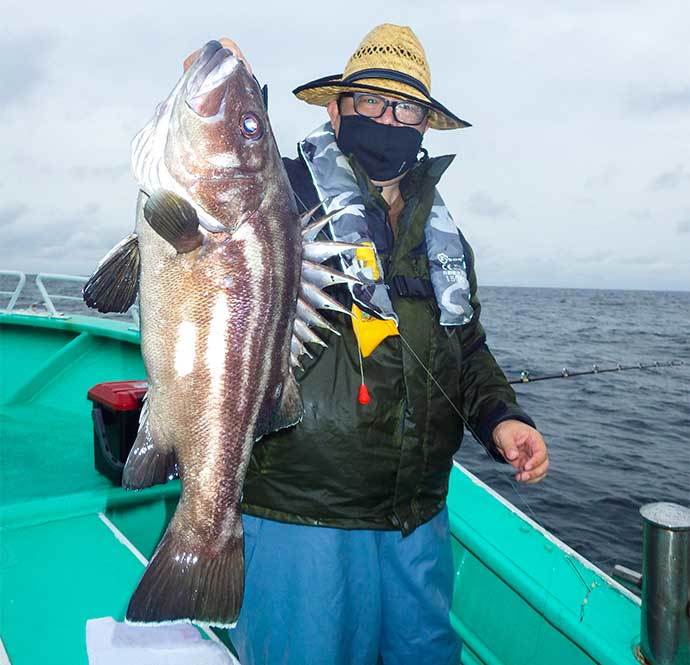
xmin=354 ymin=243 xmax=381 ymax=280
xmin=351 ymin=304 xmax=399 ymax=357
xmin=350 ymin=243 xmax=399 ymax=357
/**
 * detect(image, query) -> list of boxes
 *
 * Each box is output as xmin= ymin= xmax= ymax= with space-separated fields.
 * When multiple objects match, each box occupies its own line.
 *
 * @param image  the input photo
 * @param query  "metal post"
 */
xmin=639 ymin=502 xmax=690 ymax=665
xmin=1 ymin=270 xmax=26 ymax=310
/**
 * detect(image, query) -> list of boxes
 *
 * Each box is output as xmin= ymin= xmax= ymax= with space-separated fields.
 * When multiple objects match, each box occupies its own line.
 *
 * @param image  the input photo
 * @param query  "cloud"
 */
xmin=630 ymin=208 xmax=652 ymax=221
xmin=650 ymin=165 xmax=689 ymax=190
xmin=68 ymin=164 xmax=130 ymax=179
xmin=1 ymin=1 xmax=689 ymax=291
xmin=579 ymin=250 xmax=612 ymax=264
xmin=627 ymin=85 xmax=690 ymax=113
xmin=0 ymin=33 xmax=56 ymax=109
xmin=466 ymin=191 xmax=515 ymax=219
xmin=585 ymin=165 xmax=618 ymax=189
xmin=0 ymin=204 xmax=28 ymax=227
xmin=620 ymin=254 xmax=666 ymax=266
xmin=0 ymin=203 xmax=105 ymax=260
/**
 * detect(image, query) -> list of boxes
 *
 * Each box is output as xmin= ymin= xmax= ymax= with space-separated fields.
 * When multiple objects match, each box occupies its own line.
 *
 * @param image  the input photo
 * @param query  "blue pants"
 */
xmin=228 ymin=508 xmax=461 ymax=665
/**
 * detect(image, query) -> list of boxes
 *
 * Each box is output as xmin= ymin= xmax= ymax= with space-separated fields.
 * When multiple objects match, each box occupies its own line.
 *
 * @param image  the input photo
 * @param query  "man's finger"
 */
xmin=218 ymin=38 xmax=240 ymax=53
xmin=182 ymin=38 xmax=253 ymax=76
xmin=502 ymin=445 xmax=519 ymax=462
xmin=526 ymin=471 xmax=548 ymax=484
xmin=524 ymin=448 xmax=547 ymax=471
xmin=514 ymin=429 xmax=532 ymax=445
xmin=512 ymin=443 xmax=535 ymax=468
xmin=518 ymin=459 xmax=549 ymax=483
xmin=218 ymin=38 xmax=253 ymax=75
xmin=494 ymin=431 xmax=518 ymax=463
xmin=183 ymin=49 xmax=201 ymax=72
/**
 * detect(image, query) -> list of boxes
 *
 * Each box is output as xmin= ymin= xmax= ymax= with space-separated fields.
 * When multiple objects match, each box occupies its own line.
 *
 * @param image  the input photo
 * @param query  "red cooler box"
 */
xmin=87 ymin=380 xmax=148 ymax=485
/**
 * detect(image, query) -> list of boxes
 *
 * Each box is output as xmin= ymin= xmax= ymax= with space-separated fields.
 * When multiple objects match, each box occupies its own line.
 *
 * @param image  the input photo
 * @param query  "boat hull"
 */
xmin=0 ymin=310 xmax=642 ymax=664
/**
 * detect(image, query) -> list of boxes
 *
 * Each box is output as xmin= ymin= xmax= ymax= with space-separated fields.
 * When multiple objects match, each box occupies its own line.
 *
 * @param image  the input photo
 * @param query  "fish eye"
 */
xmin=240 ymin=113 xmax=262 ymax=139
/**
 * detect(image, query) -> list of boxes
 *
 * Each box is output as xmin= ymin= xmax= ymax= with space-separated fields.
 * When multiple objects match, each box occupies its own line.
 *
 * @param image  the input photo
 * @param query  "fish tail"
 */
xmin=126 ymin=524 xmax=244 ymax=627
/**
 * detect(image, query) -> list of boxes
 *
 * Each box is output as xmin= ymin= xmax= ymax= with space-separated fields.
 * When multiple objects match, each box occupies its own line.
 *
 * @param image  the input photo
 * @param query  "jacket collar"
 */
xmin=347 ymin=153 xmax=456 ymax=211
xmin=400 ymin=154 xmax=455 ymax=200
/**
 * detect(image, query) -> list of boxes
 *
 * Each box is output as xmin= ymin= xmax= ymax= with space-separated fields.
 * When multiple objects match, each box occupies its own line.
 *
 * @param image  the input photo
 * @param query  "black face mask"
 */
xmin=336 ymin=114 xmax=424 ymax=182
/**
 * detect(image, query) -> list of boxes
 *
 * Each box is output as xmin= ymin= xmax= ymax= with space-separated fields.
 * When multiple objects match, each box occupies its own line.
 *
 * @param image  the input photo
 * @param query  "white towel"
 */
xmin=86 ymin=617 xmax=240 ymax=665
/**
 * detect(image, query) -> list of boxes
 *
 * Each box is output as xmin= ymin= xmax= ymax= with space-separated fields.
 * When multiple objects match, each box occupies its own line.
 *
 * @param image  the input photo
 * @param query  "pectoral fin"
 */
xmin=83 ymin=233 xmax=140 ymax=313
xmin=143 ymin=190 xmax=203 ymax=253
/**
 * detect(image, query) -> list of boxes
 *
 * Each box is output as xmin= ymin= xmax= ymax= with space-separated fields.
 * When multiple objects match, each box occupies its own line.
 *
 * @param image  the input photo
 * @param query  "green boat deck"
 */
xmin=0 ymin=310 xmax=643 ymax=664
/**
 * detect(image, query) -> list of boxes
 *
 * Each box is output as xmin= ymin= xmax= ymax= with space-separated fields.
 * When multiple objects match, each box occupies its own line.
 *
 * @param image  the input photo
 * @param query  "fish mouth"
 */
xmin=185 ymin=42 xmax=242 ymax=118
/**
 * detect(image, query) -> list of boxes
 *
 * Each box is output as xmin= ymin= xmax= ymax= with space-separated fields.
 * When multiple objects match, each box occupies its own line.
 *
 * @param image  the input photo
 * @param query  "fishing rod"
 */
xmin=508 ymin=360 xmax=685 ymax=385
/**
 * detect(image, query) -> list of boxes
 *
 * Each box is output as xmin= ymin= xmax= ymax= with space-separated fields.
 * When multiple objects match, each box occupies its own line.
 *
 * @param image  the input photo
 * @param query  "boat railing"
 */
xmin=36 ymin=273 xmax=89 ymax=317
xmin=0 ymin=270 xmax=26 ymax=311
xmin=0 ymin=270 xmax=140 ymax=326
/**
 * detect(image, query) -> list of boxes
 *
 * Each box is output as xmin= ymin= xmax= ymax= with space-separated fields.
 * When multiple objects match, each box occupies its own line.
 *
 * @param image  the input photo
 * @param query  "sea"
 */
xmin=457 ymin=286 xmax=690 ymax=576
xmin=2 ymin=274 xmax=689 ymax=576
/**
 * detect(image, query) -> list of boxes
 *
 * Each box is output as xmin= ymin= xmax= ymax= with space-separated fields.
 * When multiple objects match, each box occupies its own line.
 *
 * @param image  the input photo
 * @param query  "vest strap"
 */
xmin=298 ymin=123 xmax=474 ymax=326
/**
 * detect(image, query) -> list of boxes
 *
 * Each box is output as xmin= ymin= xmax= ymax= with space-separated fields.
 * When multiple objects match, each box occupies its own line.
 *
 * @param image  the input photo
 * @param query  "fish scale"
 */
xmin=82 ymin=40 xmax=363 ymax=627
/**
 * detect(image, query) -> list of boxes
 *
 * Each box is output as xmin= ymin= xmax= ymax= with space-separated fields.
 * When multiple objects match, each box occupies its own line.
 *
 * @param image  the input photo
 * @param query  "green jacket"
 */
xmin=241 ymin=154 xmax=534 ymax=535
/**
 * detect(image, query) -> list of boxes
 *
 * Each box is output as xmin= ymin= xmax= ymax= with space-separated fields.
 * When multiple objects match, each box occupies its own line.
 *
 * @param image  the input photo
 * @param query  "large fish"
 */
xmin=83 ymin=41 xmax=359 ymax=627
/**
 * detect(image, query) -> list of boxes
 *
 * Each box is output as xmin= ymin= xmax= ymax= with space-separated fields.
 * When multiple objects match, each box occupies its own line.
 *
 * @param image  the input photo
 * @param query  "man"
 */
xmin=187 ymin=24 xmax=548 ymax=665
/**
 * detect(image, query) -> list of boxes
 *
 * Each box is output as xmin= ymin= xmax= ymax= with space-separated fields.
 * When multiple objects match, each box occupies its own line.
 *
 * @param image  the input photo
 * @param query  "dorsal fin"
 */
xmin=300 ymin=281 xmax=353 ymax=317
xmin=291 ymin=205 xmax=365 ymax=365
xmin=302 ymin=241 xmax=360 ymax=264
xmin=291 ymin=335 xmax=313 ymax=360
xmin=299 ymin=202 xmax=323 ymax=228
xmin=302 ymin=260 xmax=362 ymax=289
xmin=296 ymin=298 xmax=339 ymax=335
xmin=301 ymin=208 xmax=346 ymax=241
xmin=293 ymin=319 xmax=327 ymax=348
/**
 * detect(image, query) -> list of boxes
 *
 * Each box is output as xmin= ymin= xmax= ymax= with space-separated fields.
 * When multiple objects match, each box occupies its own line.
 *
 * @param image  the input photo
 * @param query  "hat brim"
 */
xmin=293 ymin=75 xmax=471 ymax=131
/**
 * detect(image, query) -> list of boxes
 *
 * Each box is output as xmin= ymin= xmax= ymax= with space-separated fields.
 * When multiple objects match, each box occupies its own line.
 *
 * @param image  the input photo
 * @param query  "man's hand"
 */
xmin=492 ymin=420 xmax=549 ymax=483
xmin=183 ymin=38 xmax=253 ymax=75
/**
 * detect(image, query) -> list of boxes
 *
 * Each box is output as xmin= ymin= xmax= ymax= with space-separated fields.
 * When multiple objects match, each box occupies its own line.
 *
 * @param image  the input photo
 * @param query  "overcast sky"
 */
xmin=2 ymin=0 xmax=689 ymax=290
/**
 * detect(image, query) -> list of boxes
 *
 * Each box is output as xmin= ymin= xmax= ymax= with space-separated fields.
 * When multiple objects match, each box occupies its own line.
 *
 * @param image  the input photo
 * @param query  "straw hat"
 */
xmin=293 ymin=24 xmax=470 ymax=131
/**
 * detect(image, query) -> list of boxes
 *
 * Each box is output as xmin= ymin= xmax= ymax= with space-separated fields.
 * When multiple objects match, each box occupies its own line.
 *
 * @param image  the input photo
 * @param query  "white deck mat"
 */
xmin=86 ymin=617 xmax=240 ymax=665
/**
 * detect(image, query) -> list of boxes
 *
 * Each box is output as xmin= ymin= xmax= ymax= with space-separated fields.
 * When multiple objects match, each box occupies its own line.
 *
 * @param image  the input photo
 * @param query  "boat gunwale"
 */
xmin=452 ymin=461 xmax=641 ymax=607
xmin=0 ymin=310 xmax=140 ymax=345
xmin=449 ymin=461 xmax=641 ymax=665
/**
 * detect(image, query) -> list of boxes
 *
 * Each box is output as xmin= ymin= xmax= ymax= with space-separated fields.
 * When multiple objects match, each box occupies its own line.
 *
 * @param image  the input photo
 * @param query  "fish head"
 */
xmin=133 ymin=41 xmax=288 ymax=233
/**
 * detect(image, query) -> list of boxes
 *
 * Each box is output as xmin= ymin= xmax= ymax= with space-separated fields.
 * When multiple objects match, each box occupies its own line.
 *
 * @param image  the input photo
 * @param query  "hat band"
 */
xmin=342 ymin=68 xmax=430 ymax=98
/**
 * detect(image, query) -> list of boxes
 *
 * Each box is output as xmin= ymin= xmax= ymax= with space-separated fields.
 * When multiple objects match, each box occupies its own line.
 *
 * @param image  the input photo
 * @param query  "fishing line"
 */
xmin=397 ymin=331 xmax=543 ymax=526
xmin=397 ymin=329 xmax=559 ymax=655
xmin=292 ymin=189 xmax=309 ymax=213
xmin=355 ymin=333 xmax=371 ymax=405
